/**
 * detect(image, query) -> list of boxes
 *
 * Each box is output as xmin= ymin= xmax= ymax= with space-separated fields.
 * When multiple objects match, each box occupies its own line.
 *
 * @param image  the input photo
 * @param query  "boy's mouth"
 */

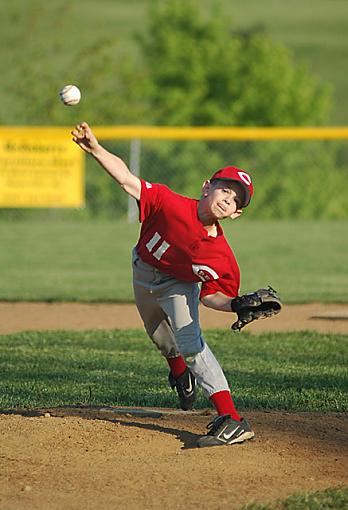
xmin=216 ymin=203 xmax=226 ymax=213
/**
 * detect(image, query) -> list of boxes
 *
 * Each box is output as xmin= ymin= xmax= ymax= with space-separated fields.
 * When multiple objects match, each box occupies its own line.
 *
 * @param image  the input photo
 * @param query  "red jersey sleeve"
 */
xmin=138 ymin=179 xmax=168 ymax=223
xmin=199 ymin=273 xmax=239 ymax=300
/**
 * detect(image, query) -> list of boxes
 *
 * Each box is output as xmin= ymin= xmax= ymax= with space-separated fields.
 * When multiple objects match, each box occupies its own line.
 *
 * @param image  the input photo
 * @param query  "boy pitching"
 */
xmin=72 ymin=122 xmax=281 ymax=448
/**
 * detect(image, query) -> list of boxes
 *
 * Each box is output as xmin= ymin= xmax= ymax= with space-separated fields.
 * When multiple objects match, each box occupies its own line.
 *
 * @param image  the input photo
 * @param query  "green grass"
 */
xmin=0 ymin=329 xmax=347 ymax=411
xmin=1 ymin=0 xmax=348 ymax=124
xmin=242 ymin=487 xmax=348 ymax=510
xmin=0 ymin=220 xmax=139 ymax=302
xmin=0 ymin=220 xmax=347 ymax=303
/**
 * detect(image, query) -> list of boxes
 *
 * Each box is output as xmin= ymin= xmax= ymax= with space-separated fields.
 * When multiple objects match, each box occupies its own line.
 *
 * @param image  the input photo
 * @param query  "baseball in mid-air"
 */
xmin=59 ymin=84 xmax=81 ymax=106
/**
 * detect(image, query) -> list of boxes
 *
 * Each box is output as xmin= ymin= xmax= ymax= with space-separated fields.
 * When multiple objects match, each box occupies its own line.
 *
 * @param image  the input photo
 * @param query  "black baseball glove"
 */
xmin=230 ymin=286 xmax=282 ymax=331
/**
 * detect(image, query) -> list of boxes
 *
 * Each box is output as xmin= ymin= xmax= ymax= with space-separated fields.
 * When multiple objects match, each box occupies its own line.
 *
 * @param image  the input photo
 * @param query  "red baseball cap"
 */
xmin=210 ymin=166 xmax=254 ymax=207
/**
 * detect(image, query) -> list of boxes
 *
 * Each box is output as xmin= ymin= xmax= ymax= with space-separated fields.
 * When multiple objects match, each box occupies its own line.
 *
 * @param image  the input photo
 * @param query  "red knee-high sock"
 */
xmin=210 ymin=390 xmax=241 ymax=421
xmin=166 ymin=355 xmax=187 ymax=378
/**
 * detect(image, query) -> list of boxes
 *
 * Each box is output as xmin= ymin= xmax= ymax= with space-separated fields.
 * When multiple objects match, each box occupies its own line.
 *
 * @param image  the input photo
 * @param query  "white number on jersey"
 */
xmin=145 ymin=232 xmax=171 ymax=260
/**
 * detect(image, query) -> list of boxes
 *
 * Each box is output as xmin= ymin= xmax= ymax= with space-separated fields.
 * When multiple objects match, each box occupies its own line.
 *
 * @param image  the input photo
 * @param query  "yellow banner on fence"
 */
xmin=0 ymin=131 xmax=84 ymax=208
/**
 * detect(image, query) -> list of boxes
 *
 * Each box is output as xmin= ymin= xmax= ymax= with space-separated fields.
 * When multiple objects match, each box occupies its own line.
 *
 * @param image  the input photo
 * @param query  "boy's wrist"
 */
xmin=230 ymin=297 xmax=240 ymax=313
xmin=91 ymin=142 xmax=104 ymax=158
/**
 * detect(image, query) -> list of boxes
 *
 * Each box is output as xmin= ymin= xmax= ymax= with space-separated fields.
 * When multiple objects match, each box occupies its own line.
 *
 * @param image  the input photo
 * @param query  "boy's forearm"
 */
xmin=92 ymin=144 xmax=130 ymax=185
xmin=201 ymin=292 xmax=234 ymax=312
xmin=91 ymin=144 xmax=141 ymax=199
xmin=72 ymin=122 xmax=141 ymax=199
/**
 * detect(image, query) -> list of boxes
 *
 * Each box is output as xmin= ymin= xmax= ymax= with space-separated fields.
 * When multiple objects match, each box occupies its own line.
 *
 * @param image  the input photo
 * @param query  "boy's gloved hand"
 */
xmin=231 ymin=286 xmax=282 ymax=331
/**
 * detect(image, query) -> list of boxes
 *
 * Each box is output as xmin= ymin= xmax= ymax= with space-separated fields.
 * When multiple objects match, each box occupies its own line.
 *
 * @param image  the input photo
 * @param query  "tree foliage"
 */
xmin=138 ymin=0 xmax=331 ymax=126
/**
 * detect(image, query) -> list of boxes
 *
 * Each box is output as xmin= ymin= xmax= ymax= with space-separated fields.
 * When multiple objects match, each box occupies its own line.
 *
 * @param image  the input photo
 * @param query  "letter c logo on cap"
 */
xmin=238 ymin=171 xmax=252 ymax=186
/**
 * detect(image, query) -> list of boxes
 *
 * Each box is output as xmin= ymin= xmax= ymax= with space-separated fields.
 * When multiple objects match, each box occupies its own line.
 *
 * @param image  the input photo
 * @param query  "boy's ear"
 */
xmin=230 ymin=209 xmax=243 ymax=220
xmin=201 ymin=180 xmax=211 ymax=196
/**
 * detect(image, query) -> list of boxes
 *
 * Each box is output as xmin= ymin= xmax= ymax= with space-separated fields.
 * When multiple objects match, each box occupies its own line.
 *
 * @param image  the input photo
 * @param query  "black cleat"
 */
xmin=197 ymin=414 xmax=255 ymax=448
xmin=168 ymin=367 xmax=196 ymax=411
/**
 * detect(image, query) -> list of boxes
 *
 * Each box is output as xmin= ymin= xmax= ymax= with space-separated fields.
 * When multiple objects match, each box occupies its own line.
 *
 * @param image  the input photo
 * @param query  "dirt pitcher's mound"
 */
xmin=1 ymin=408 xmax=347 ymax=510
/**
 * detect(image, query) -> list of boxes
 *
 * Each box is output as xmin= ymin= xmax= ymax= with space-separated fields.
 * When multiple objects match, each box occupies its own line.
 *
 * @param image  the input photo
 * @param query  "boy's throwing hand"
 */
xmin=71 ymin=122 xmax=99 ymax=154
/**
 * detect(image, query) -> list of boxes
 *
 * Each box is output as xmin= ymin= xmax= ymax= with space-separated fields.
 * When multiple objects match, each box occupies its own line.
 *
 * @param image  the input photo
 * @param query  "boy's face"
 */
xmin=201 ymin=180 xmax=244 ymax=220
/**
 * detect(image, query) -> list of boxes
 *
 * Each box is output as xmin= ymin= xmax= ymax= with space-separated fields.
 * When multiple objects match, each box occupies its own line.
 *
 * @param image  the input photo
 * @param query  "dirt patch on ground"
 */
xmin=1 ymin=301 xmax=348 ymax=335
xmin=1 ymin=302 xmax=347 ymax=509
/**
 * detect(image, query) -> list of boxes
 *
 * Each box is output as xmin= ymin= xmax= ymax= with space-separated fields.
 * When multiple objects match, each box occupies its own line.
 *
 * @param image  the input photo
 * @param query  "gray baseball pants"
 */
xmin=132 ymin=248 xmax=230 ymax=397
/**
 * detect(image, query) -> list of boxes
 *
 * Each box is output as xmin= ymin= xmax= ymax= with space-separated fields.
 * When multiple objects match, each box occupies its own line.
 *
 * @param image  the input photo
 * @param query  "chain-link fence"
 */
xmin=1 ymin=127 xmax=347 ymax=220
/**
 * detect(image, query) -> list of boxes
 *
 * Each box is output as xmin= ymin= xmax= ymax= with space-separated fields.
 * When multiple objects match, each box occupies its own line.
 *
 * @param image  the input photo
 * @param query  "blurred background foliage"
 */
xmin=1 ymin=0 xmax=333 ymax=126
xmin=0 ymin=0 xmax=347 ymax=220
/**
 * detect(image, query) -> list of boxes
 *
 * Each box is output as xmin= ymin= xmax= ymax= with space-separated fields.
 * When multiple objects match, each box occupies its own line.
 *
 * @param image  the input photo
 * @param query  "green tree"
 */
xmin=139 ymin=0 xmax=331 ymax=126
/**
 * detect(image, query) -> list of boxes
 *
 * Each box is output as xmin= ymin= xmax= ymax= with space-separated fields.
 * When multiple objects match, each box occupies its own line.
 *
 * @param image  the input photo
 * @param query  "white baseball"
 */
xmin=59 ymin=85 xmax=81 ymax=106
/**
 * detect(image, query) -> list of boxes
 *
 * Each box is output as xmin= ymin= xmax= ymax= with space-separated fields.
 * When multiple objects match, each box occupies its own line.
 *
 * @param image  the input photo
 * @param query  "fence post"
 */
xmin=128 ymin=138 xmax=141 ymax=223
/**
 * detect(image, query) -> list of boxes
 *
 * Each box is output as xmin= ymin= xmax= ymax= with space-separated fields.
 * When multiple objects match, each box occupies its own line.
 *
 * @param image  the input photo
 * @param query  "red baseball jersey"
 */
xmin=136 ymin=179 xmax=240 ymax=299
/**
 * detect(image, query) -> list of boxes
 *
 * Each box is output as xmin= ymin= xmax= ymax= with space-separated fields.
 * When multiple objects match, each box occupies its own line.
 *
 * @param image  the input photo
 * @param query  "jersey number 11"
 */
xmin=145 ymin=232 xmax=171 ymax=261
